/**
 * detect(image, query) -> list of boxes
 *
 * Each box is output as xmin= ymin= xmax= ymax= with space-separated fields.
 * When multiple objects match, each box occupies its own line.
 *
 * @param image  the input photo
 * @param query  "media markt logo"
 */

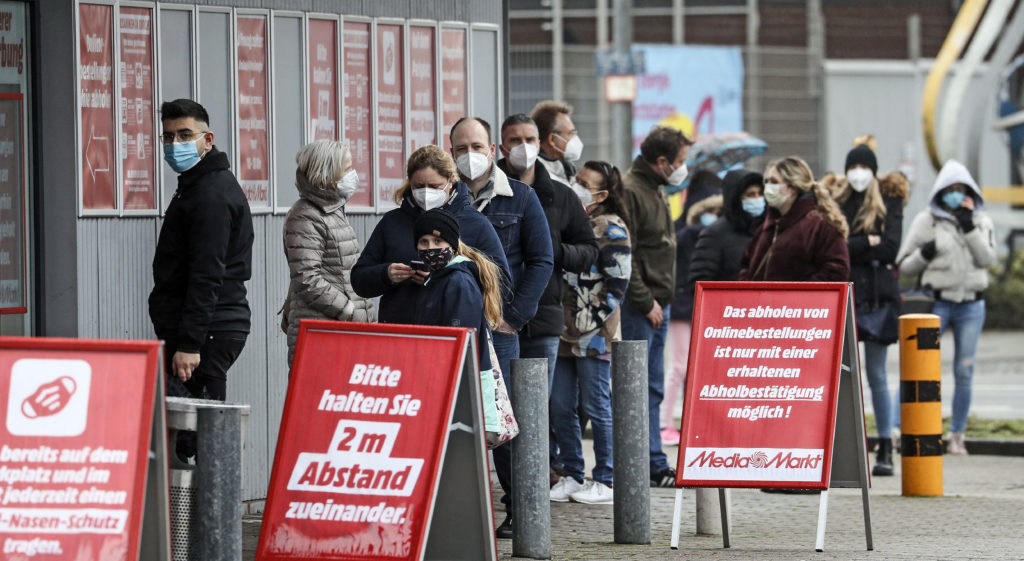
xmin=683 ymin=447 xmax=825 ymax=481
xmin=6 ymin=358 xmax=92 ymax=436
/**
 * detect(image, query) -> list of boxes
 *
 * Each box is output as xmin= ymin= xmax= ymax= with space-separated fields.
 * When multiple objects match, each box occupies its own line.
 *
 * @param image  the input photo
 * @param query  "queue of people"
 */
xmin=152 ymin=97 xmax=994 ymax=541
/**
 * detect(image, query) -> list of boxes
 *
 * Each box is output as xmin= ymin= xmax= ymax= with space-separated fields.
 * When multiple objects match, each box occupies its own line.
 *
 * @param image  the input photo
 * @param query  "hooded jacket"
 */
xmin=351 ymin=182 xmax=511 ymax=324
xmin=826 ymin=172 xmax=908 ymax=318
xmin=499 ymin=159 xmax=598 ymax=338
xmin=622 ymin=155 xmax=677 ymax=313
xmin=687 ymin=170 xmax=765 ymax=293
xmin=739 ymin=192 xmax=850 ymax=282
xmin=896 ymin=160 xmax=996 ymax=302
xmin=149 ymin=148 xmax=254 ymax=352
xmin=411 ymin=256 xmax=492 ymax=372
xmin=283 ymin=171 xmax=376 ymax=365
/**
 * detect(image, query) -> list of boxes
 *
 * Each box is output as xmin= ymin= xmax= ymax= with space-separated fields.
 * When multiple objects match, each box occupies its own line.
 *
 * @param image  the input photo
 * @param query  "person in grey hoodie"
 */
xmin=282 ymin=140 xmax=376 ymax=366
xmin=896 ymin=159 xmax=996 ymax=455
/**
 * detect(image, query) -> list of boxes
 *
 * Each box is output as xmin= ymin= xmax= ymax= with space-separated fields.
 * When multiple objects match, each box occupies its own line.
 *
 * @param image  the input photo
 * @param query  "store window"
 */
xmin=272 ymin=14 xmax=303 ymax=210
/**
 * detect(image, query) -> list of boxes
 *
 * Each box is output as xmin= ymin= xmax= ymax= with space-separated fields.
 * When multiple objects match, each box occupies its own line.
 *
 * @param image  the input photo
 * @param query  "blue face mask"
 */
xmin=163 ymin=140 xmax=203 ymax=173
xmin=699 ymin=212 xmax=718 ymax=226
xmin=741 ymin=196 xmax=766 ymax=217
xmin=941 ymin=190 xmax=966 ymax=210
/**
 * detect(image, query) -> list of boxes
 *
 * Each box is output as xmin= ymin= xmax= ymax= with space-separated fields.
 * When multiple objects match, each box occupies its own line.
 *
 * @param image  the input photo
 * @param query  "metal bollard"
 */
xmin=196 ymin=406 xmax=243 ymax=561
xmin=898 ymin=313 xmax=943 ymax=496
xmin=612 ymin=340 xmax=650 ymax=545
xmin=511 ymin=357 xmax=551 ymax=559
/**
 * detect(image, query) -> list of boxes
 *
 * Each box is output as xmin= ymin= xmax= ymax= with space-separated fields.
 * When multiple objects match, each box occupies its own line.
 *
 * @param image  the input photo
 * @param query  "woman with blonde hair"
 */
xmin=739 ymin=156 xmax=849 ymax=282
xmin=826 ymin=142 xmax=908 ymax=475
xmin=351 ymin=145 xmax=510 ymax=322
xmin=282 ymin=140 xmax=376 ymax=366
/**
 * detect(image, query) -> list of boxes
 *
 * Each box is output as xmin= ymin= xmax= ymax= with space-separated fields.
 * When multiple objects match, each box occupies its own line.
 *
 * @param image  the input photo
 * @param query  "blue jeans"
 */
xmin=620 ymin=301 xmax=671 ymax=474
xmin=490 ymin=331 xmax=520 ymax=508
xmin=862 ymin=340 xmax=892 ymax=439
xmin=893 ymin=299 xmax=985 ymax=433
xmin=518 ymin=334 xmax=560 ymax=396
xmin=519 ymin=334 xmax=561 ymax=466
xmin=550 ymin=355 xmax=614 ymax=486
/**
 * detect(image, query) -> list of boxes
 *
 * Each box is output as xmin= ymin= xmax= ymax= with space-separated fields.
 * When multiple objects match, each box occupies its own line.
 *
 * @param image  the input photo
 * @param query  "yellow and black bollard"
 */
xmin=898 ymin=313 xmax=943 ymax=496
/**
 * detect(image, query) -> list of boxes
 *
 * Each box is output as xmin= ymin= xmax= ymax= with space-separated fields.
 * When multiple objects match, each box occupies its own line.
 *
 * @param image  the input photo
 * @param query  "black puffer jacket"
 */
xmin=149 ymin=148 xmax=254 ymax=352
xmin=829 ymin=172 xmax=908 ymax=313
xmin=687 ymin=169 xmax=764 ymax=293
xmin=500 ymin=160 xmax=598 ymax=337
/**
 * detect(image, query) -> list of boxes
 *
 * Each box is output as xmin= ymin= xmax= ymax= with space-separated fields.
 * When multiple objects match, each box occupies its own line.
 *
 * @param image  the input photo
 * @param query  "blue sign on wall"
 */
xmin=631 ymin=45 xmax=744 ymax=154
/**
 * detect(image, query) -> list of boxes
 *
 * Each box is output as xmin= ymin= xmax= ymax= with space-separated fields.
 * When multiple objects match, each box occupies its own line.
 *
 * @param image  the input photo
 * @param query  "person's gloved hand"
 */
xmin=952 ymin=207 xmax=975 ymax=233
xmin=920 ymin=240 xmax=937 ymax=261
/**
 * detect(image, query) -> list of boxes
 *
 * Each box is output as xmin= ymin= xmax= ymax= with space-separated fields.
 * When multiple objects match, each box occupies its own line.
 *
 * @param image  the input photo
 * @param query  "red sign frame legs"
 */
xmin=669 ymin=282 xmax=873 ymax=552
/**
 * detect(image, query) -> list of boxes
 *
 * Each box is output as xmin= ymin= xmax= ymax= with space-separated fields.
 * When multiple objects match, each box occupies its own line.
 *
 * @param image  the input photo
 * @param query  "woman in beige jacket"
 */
xmin=283 ymin=140 xmax=376 ymax=366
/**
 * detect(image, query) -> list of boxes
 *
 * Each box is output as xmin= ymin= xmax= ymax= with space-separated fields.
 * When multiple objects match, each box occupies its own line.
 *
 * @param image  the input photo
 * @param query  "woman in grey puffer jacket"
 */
xmin=284 ymin=140 xmax=376 ymax=365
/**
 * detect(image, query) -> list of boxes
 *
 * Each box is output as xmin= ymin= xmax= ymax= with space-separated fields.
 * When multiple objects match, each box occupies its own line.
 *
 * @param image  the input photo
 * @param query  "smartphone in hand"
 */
xmin=409 ymin=260 xmax=429 ymax=272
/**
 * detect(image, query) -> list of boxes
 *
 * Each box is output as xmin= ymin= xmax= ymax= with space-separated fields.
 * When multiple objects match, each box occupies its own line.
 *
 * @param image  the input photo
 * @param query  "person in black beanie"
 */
xmin=828 ymin=141 xmax=908 ymax=476
xmin=407 ymin=207 xmax=504 ymax=378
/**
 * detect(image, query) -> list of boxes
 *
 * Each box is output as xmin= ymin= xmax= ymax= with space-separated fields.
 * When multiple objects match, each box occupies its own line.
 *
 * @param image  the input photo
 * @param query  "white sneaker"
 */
xmin=947 ymin=432 xmax=968 ymax=455
xmin=550 ymin=476 xmax=583 ymax=502
xmin=570 ymin=480 xmax=613 ymax=505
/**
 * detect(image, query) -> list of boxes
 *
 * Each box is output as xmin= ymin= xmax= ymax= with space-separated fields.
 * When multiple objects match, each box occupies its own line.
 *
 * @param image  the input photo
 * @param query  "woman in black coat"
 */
xmin=826 ymin=143 xmax=908 ymax=477
xmin=686 ymin=169 xmax=765 ymax=288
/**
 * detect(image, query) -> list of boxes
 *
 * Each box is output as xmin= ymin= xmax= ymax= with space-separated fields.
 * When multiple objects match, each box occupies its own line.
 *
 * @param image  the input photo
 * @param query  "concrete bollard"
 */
xmin=612 ymin=340 xmax=650 ymax=545
xmin=511 ymin=357 xmax=551 ymax=559
xmin=898 ymin=313 xmax=943 ymax=496
xmin=196 ymin=406 xmax=243 ymax=561
xmin=695 ymin=488 xmax=730 ymax=535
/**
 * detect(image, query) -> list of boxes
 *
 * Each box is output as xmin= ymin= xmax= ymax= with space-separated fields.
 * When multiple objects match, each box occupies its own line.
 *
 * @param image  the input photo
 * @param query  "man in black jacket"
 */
xmin=498 ymin=114 xmax=598 ymax=531
xmin=150 ymin=99 xmax=253 ymax=405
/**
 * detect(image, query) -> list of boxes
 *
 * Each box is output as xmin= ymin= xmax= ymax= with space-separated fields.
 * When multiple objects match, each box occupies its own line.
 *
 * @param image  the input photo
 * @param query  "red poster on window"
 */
xmin=376 ymin=24 xmax=404 ymax=207
xmin=440 ymin=29 xmax=466 ymax=153
xmin=256 ymin=321 xmax=471 ymax=560
xmin=0 ymin=337 xmax=161 ymax=561
xmin=118 ymin=7 xmax=155 ymax=211
xmin=677 ymin=282 xmax=848 ymax=489
xmin=309 ymin=19 xmax=338 ymax=142
xmin=342 ymin=21 xmax=372 ymax=209
xmin=0 ymin=96 xmax=25 ymax=313
xmin=79 ymin=4 xmax=116 ymax=210
xmin=236 ymin=15 xmax=270 ymax=206
xmin=408 ymin=26 xmax=435 ymax=153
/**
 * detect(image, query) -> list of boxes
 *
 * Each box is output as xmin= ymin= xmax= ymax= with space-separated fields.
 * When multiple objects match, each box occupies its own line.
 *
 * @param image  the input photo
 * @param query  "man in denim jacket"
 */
xmin=450 ymin=116 xmax=554 ymax=538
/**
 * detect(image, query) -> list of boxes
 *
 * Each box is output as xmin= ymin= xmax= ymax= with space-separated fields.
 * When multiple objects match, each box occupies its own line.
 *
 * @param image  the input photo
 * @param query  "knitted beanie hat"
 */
xmin=845 ymin=144 xmax=878 ymax=175
xmin=413 ymin=208 xmax=460 ymax=250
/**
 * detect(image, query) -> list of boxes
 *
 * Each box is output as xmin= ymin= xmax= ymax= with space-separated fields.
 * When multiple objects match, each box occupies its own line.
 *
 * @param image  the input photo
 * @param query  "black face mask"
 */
xmin=418 ymin=247 xmax=454 ymax=272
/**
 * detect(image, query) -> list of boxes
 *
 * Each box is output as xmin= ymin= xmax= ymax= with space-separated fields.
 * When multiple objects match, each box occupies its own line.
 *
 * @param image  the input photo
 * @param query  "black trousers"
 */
xmin=164 ymin=331 xmax=247 ymax=401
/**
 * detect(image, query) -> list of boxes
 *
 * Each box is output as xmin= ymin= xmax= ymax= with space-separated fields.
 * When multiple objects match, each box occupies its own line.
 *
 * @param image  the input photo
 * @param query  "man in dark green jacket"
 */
xmin=621 ymin=125 xmax=693 ymax=487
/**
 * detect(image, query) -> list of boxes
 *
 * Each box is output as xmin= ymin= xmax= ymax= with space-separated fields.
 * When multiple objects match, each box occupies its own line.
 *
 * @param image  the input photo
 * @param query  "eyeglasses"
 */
xmin=161 ymin=129 xmax=209 ymax=145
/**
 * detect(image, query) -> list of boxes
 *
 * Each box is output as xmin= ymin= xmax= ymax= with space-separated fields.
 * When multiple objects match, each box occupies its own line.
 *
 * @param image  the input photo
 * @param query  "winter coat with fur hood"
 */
xmin=896 ymin=160 xmax=996 ymax=302
xmin=283 ymin=171 xmax=376 ymax=365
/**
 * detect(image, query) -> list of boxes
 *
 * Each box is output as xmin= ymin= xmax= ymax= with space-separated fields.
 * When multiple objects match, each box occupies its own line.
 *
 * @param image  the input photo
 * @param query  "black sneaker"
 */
xmin=650 ymin=468 xmax=676 ymax=488
xmin=495 ymin=514 xmax=513 ymax=539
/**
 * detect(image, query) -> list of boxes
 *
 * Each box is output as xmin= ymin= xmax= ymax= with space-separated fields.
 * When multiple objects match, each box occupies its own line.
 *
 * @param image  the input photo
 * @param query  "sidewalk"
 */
xmin=241 ymin=453 xmax=1024 ymax=560
xmin=494 ymin=453 xmax=1024 ymax=560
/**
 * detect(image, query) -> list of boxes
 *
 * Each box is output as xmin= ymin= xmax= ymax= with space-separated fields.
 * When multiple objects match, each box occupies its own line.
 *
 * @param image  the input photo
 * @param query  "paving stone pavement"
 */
xmin=241 ymin=453 xmax=1024 ymax=560
xmin=488 ymin=453 xmax=1024 ymax=561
